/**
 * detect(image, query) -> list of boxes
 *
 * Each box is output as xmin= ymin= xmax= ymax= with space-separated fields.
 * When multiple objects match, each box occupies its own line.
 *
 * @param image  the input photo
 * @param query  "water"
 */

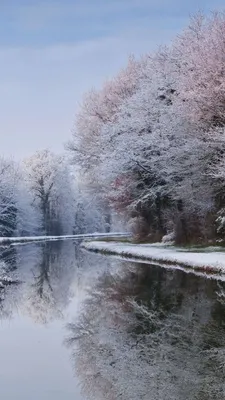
xmin=0 ymin=240 xmax=225 ymax=400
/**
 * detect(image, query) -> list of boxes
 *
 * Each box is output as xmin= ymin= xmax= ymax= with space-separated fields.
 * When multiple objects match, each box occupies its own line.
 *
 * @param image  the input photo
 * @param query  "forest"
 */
xmin=2 ymin=12 xmax=225 ymax=244
xmin=68 ymin=11 xmax=225 ymax=245
xmin=0 ymin=150 xmax=108 ymax=237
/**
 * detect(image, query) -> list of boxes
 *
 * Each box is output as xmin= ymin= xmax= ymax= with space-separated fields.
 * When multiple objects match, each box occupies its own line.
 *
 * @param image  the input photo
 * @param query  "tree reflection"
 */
xmin=0 ymin=245 xmax=17 ymax=271
xmin=66 ymin=263 xmax=225 ymax=400
xmin=0 ymin=240 xmax=104 ymax=324
xmin=22 ymin=241 xmax=77 ymax=324
xmin=0 ymin=245 xmax=21 ymax=319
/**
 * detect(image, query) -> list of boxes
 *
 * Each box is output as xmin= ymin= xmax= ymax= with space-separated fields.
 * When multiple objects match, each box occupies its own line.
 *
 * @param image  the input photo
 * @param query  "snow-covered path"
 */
xmin=82 ymin=241 xmax=225 ymax=274
xmin=0 ymin=233 xmax=130 ymax=245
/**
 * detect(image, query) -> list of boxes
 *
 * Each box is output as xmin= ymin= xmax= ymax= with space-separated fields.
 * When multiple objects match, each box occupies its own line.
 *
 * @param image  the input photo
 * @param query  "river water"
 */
xmin=0 ymin=240 xmax=225 ymax=400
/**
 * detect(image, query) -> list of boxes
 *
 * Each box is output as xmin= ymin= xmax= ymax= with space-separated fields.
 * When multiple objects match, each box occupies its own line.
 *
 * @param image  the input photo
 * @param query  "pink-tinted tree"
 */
xmin=174 ymin=12 xmax=225 ymax=126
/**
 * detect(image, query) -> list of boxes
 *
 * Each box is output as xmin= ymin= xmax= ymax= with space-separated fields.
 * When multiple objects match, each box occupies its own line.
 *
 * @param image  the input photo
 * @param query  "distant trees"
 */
xmin=0 ymin=157 xmax=40 ymax=237
xmin=23 ymin=149 xmax=107 ymax=236
xmin=23 ymin=150 xmax=76 ymax=235
xmin=0 ymin=149 xmax=107 ymax=238
xmin=68 ymin=11 xmax=225 ymax=244
xmin=0 ymin=158 xmax=18 ymax=236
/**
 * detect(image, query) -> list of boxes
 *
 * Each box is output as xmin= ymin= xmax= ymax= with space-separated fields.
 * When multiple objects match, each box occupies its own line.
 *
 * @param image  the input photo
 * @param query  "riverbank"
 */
xmin=82 ymin=241 xmax=225 ymax=275
xmin=0 ymin=233 xmax=130 ymax=246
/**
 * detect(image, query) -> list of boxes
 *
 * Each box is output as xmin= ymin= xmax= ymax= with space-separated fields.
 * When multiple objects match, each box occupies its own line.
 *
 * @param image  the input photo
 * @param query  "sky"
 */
xmin=0 ymin=0 xmax=224 ymax=159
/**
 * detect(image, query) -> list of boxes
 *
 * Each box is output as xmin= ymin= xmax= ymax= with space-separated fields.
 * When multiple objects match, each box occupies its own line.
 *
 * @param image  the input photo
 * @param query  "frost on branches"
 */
xmin=0 ymin=149 xmax=106 ymax=238
xmin=68 ymin=11 xmax=225 ymax=244
xmin=174 ymin=12 xmax=225 ymax=126
xmin=0 ymin=157 xmax=40 ymax=237
xmin=23 ymin=150 xmax=76 ymax=235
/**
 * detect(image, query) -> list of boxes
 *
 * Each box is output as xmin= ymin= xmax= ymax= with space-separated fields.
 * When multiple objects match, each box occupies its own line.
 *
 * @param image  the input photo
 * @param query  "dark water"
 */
xmin=0 ymin=240 xmax=225 ymax=400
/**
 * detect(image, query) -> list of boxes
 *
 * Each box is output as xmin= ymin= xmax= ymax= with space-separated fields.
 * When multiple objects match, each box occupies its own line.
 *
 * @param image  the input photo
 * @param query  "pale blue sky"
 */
xmin=0 ymin=0 xmax=224 ymax=158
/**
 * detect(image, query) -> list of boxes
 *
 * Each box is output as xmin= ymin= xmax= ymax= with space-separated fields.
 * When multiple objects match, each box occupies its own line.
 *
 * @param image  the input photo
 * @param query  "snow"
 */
xmin=82 ymin=241 xmax=225 ymax=274
xmin=0 ymin=233 xmax=130 ymax=245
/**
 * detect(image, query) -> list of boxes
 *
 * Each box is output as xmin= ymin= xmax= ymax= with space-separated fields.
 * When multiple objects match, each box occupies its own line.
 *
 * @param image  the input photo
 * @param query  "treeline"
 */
xmin=0 ymin=150 xmax=107 ymax=237
xmin=68 ymin=11 xmax=225 ymax=244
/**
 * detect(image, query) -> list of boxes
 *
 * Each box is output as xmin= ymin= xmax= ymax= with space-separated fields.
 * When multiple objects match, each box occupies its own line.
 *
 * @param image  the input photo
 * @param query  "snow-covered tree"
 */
xmin=67 ymin=10 xmax=225 ymax=244
xmin=72 ymin=179 xmax=109 ymax=234
xmin=23 ymin=150 xmax=76 ymax=235
xmin=0 ymin=158 xmax=19 ymax=236
xmin=0 ymin=157 xmax=40 ymax=237
xmin=174 ymin=12 xmax=225 ymax=127
xmin=67 ymin=56 xmax=143 ymax=171
xmin=66 ymin=56 xmax=145 ymax=233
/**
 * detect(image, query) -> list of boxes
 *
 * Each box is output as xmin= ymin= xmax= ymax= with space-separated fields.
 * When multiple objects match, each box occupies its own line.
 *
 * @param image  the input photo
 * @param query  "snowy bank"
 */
xmin=0 ymin=233 xmax=130 ymax=246
xmin=82 ymin=241 xmax=225 ymax=274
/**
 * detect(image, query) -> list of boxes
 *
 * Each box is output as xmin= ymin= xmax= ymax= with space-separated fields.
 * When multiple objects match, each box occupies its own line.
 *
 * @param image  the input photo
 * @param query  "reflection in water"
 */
xmin=0 ymin=241 xmax=109 ymax=325
xmin=0 ymin=241 xmax=81 ymax=324
xmin=21 ymin=241 xmax=77 ymax=324
xmin=0 ymin=240 xmax=110 ymax=324
xmin=66 ymin=262 xmax=225 ymax=400
xmin=1 ymin=242 xmax=225 ymax=399
xmin=0 ymin=245 xmax=20 ymax=319
xmin=0 ymin=245 xmax=17 ymax=270
xmin=0 ymin=240 xmax=86 ymax=400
